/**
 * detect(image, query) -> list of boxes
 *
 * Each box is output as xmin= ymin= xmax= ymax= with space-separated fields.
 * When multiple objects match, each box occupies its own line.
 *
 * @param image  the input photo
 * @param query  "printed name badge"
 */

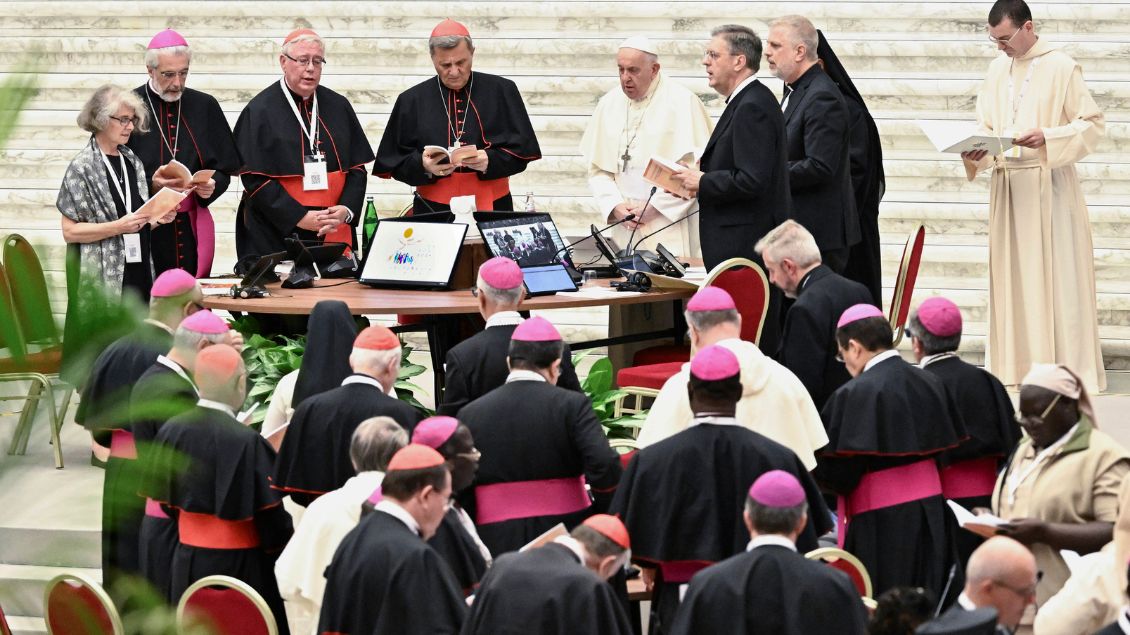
xmin=304 ymin=154 xmax=329 ymax=191
xmin=124 ymin=233 xmax=142 ymax=263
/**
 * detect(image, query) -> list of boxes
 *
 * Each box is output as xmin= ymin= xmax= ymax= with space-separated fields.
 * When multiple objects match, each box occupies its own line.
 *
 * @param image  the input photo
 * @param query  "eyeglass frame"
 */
xmin=988 ymin=24 xmax=1023 ymax=45
xmin=283 ymin=52 xmax=328 ymax=68
xmin=1015 ymin=392 xmax=1062 ymax=425
xmin=993 ymin=569 xmax=1043 ymax=598
xmin=158 ymin=69 xmax=190 ymax=80
xmin=108 ymin=115 xmax=140 ymax=127
xmin=454 ymin=448 xmax=482 ymax=462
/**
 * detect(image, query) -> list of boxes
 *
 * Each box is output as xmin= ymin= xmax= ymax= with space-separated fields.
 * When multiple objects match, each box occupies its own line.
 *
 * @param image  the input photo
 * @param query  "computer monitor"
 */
xmin=359 ymin=221 xmax=467 ymax=289
xmin=521 ymin=263 xmax=578 ymax=297
xmin=476 ymin=213 xmax=573 ymax=268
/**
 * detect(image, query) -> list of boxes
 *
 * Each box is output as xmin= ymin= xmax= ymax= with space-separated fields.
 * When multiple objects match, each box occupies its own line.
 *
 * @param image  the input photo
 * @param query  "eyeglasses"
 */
xmin=988 ymin=25 xmax=1023 ymax=45
xmin=283 ymin=53 xmax=327 ymax=68
xmin=109 ymin=115 xmax=139 ymax=127
xmin=455 ymin=448 xmax=481 ymax=461
xmin=835 ymin=349 xmax=845 ymax=364
xmin=702 ymin=49 xmax=728 ymax=61
xmin=158 ymin=70 xmax=190 ymax=79
xmin=1015 ymin=393 xmax=1062 ymax=425
xmin=994 ymin=570 xmax=1042 ymax=598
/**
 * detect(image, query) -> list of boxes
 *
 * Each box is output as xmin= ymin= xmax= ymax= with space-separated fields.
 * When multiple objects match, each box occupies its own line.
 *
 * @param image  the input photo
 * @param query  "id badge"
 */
xmin=124 ymin=233 xmax=142 ymax=263
xmin=304 ymin=154 xmax=329 ymax=191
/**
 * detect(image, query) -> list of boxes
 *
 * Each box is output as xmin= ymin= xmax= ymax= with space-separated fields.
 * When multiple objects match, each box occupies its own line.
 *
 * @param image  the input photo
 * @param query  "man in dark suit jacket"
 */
xmin=766 ymin=16 xmax=860 ymax=272
xmin=756 ymin=220 xmax=872 ymax=410
xmin=673 ymin=24 xmax=790 ymax=354
xmin=918 ymin=536 xmax=1036 ymax=635
xmin=439 ymin=257 xmax=581 ymax=415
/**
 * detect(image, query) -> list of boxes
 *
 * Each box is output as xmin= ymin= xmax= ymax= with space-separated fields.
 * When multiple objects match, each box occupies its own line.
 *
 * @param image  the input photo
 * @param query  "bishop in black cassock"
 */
xmin=129 ymin=30 xmax=240 ymax=277
xmin=373 ymin=19 xmax=540 ymax=214
xmin=457 ymin=316 xmax=621 ymax=556
xmin=233 ymin=29 xmax=373 ymax=260
xmin=613 ymin=345 xmax=831 ymax=634
xmin=275 ymin=326 xmax=422 ymax=506
xmin=816 ymin=305 xmax=965 ymax=602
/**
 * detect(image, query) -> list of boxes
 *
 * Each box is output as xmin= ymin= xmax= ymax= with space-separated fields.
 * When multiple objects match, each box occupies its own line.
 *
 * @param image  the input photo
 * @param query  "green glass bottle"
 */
xmin=362 ymin=195 xmax=378 ymax=258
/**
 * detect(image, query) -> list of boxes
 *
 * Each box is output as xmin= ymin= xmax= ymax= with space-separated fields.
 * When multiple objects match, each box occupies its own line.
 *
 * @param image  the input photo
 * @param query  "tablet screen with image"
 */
xmin=521 ymin=263 xmax=578 ymax=296
xmin=359 ymin=221 xmax=467 ymax=289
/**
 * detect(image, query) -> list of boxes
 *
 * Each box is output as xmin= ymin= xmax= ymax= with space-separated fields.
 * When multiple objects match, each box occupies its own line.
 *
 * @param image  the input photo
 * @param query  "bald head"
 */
xmin=967 ymin=536 xmax=1035 ymax=583
xmin=193 ymin=344 xmax=247 ymax=409
xmin=965 ymin=536 xmax=1038 ymax=629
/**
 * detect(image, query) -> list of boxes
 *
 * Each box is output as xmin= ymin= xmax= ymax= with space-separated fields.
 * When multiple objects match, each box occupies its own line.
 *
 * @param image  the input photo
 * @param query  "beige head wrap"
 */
xmin=1021 ymin=363 xmax=1095 ymax=425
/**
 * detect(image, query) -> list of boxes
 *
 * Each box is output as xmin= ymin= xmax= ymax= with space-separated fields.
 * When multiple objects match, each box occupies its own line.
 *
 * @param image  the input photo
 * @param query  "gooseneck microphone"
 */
xmin=549 ymin=212 xmax=637 ymax=264
xmin=619 ymin=186 xmax=658 ymax=258
xmin=631 ymin=207 xmax=702 ymax=254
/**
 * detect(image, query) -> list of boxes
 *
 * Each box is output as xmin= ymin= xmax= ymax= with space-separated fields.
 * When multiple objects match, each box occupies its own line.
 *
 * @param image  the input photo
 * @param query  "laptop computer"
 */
xmin=476 ymin=213 xmax=574 ymax=269
xmin=358 ymin=220 xmax=467 ymax=289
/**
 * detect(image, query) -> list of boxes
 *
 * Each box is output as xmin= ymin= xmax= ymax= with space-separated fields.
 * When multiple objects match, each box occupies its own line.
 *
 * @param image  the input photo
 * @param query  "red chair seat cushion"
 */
xmin=184 ymin=588 xmax=270 ymax=635
xmin=631 ymin=344 xmax=689 ymax=367
xmin=827 ymin=559 xmax=868 ymax=597
xmin=46 ymin=580 xmax=114 ymax=635
xmin=617 ymin=361 xmax=684 ymax=390
xmin=0 ymin=346 xmax=61 ymax=374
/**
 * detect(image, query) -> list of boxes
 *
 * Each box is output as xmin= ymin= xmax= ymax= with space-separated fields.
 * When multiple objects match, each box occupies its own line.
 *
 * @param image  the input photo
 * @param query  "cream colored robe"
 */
xmin=579 ymin=72 xmax=713 ymax=258
xmin=635 ymin=338 xmax=828 ymax=470
xmin=965 ymin=38 xmax=1106 ymax=392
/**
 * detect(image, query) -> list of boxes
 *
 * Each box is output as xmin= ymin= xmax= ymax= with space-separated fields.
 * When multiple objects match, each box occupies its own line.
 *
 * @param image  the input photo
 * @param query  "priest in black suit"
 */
xmin=457 ymin=316 xmax=621 ymax=556
xmin=766 ymin=15 xmax=860 ymax=273
xmin=440 ymin=257 xmax=581 ymax=415
xmin=918 ymin=537 xmax=1036 ymax=635
xmin=275 ymin=325 xmax=422 ymax=506
xmin=462 ymin=514 xmax=634 ymax=635
xmin=671 ymin=24 xmax=789 ymax=353
xmin=670 ymin=470 xmax=868 ymax=635
xmin=129 ymin=29 xmax=240 ymax=278
xmin=613 ymin=345 xmax=831 ymax=634
xmin=756 ymin=220 xmax=873 ymax=409
xmin=319 ymin=444 xmax=467 ymax=635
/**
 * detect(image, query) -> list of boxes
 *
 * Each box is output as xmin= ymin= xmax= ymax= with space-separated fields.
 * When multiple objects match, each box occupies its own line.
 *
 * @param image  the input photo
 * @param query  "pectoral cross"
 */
xmin=621 ymin=150 xmax=631 ymax=173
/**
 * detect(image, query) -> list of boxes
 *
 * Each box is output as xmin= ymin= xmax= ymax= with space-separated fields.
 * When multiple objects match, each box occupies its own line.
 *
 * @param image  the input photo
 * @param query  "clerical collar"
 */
xmin=920 ymin=351 xmax=959 ymax=368
xmin=691 ymin=414 xmax=741 ymax=427
xmin=726 ymin=75 xmax=758 ymax=104
xmin=156 ymin=355 xmax=196 ymax=389
xmin=789 ymin=63 xmax=823 ymax=92
xmin=957 ymin=592 xmax=977 ymax=611
xmin=746 ymin=534 xmax=796 ymax=552
xmin=1118 ymin=607 xmax=1130 ymax=634
xmin=552 ymin=535 xmax=587 ymax=565
xmin=374 ymin=499 xmax=422 ymax=537
xmin=342 ymin=374 xmax=385 ymax=394
xmin=863 ymin=349 xmax=901 ymax=373
xmin=144 ymin=318 xmax=176 ymax=336
xmin=485 ymin=311 xmax=523 ymax=329
xmin=197 ymin=398 xmax=237 ymax=418
xmin=506 ymin=369 xmax=547 ymax=384
xmin=796 ymin=266 xmax=821 ymax=295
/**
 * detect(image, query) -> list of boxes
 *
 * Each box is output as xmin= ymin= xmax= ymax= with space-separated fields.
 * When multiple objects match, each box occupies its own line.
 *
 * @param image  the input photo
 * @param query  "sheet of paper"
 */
xmin=946 ymin=499 xmax=1007 ymax=538
xmin=917 ymin=120 xmax=1015 ymax=154
xmin=519 ymin=523 xmax=566 ymax=552
xmin=134 ymin=187 xmax=188 ymax=222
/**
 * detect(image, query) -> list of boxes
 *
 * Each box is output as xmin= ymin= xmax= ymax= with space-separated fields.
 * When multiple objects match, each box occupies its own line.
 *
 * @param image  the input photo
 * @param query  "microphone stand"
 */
xmin=549 ymin=212 xmax=637 ymax=266
xmin=618 ymin=186 xmax=658 ymax=258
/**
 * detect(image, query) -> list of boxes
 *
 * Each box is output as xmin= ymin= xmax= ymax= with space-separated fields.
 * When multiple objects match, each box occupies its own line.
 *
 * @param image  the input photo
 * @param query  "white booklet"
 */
xmin=917 ymin=120 xmax=1015 ymax=154
xmin=946 ymin=499 xmax=1007 ymax=538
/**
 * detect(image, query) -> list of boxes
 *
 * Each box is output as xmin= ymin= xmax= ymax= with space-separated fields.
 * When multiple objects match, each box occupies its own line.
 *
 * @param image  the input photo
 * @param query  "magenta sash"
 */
xmin=180 ymin=194 xmax=215 ymax=277
xmin=836 ymin=459 xmax=942 ymax=548
xmin=145 ymin=498 xmax=170 ymax=519
xmin=474 ymin=476 xmax=591 ymax=525
xmin=366 ymin=487 xmax=383 ymax=506
xmin=110 ymin=429 xmax=137 ymax=460
xmin=658 ymin=560 xmax=713 ymax=584
xmin=940 ymin=457 xmax=999 ymax=500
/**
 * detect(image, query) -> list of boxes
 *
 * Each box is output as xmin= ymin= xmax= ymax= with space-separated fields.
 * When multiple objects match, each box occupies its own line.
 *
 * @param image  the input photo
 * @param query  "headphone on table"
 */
xmin=612 ymin=271 xmax=652 ymax=293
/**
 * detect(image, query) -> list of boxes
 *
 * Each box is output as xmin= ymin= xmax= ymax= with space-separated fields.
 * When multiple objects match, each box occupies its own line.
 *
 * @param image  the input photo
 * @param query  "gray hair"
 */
xmin=350 ymin=416 xmax=409 ymax=473
xmin=710 ymin=24 xmax=762 ymax=72
xmin=173 ymin=327 xmax=228 ymax=352
xmin=76 ymin=85 xmax=150 ymax=134
xmin=350 ymin=346 xmax=401 ymax=375
xmin=476 ymin=273 xmax=523 ymax=307
xmin=769 ymin=15 xmax=819 ymax=62
xmin=755 ymin=220 xmax=821 ymax=268
xmin=429 ymin=34 xmax=474 ymax=56
xmin=686 ymin=308 xmax=740 ymax=333
xmin=906 ymin=312 xmax=962 ymax=355
xmin=144 ymin=45 xmax=192 ymax=70
xmin=282 ymin=33 xmax=324 ymax=57
xmin=745 ymin=497 xmax=808 ymax=535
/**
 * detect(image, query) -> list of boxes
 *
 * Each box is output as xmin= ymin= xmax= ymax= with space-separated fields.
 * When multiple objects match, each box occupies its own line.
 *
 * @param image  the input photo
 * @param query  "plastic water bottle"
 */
xmin=523 ymin=191 xmax=536 ymax=213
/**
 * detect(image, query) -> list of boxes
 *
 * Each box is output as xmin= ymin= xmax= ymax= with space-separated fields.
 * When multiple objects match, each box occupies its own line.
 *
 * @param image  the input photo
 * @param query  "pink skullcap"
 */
xmin=431 ymin=18 xmax=470 ymax=38
xmin=748 ymin=470 xmax=806 ymax=508
xmin=412 ymin=416 xmax=460 ymax=449
xmin=179 ymin=310 xmax=228 ymax=335
xmin=355 ymin=326 xmax=400 ymax=351
xmin=916 ymin=297 xmax=962 ymax=338
xmin=283 ymin=28 xmax=320 ymax=45
xmin=837 ymin=303 xmax=884 ymax=329
xmin=689 ymin=345 xmax=740 ymax=381
xmin=388 ymin=444 xmax=446 ymax=471
xmin=479 ymin=257 xmax=523 ymax=290
xmin=147 ymin=29 xmax=188 ymax=50
xmin=512 ymin=316 xmax=561 ymax=342
xmin=582 ymin=514 xmax=631 ymax=550
xmin=686 ymin=286 xmax=736 ymax=312
xmin=151 ymin=268 xmax=197 ymax=297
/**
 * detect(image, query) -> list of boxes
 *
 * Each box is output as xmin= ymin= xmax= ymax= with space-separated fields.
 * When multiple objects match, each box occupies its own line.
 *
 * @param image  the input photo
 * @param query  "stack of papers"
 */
xmin=917 ymin=120 xmax=1015 ymax=155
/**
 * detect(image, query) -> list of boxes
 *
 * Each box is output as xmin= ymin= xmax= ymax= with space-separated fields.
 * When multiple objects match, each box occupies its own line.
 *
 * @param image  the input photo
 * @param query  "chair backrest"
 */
xmin=805 ymin=547 xmax=873 ymax=599
xmin=0 ymin=259 xmax=27 ymax=358
xmin=3 ymin=234 xmax=60 ymax=347
xmin=887 ymin=226 xmax=925 ymax=348
xmin=1 ymin=600 xmax=13 ymax=635
xmin=43 ymin=572 xmax=123 ymax=635
xmin=701 ymin=257 xmax=770 ymax=345
xmin=177 ymin=575 xmax=277 ymax=635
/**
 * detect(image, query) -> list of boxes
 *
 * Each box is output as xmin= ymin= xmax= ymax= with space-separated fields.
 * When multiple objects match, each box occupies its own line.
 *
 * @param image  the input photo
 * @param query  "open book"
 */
xmin=917 ymin=120 xmax=1015 ymax=155
xmin=156 ymin=159 xmax=215 ymax=189
xmin=518 ymin=523 xmax=567 ymax=552
xmin=642 ymin=151 xmax=696 ymax=199
xmin=947 ymin=500 xmax=1007 ymax=538
xmin=424 ymin=144 xmax=478 ymax=165
xmin=134 ymin=187 xmax=188 ymax=223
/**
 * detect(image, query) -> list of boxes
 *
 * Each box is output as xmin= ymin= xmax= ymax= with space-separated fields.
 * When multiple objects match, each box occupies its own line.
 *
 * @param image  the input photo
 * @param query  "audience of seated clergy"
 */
xmin=146 ymin=345 xmax=293 ymax=632
xmin=671 ymin=470 xmax=868 ymax=635
xmin=318 ymin=445 xmax=466 ymax=635
xmin=917 ymin=536 xmax=1035 ymax=635
xmin=815 ymin=304 xmax=965 ymax=602
xmin=637 ymin=285 xmax=828 ymax=470
xmin=457 ymin=316 xmax=621 ymax=556
xmin=274 ymin=325 xmax=422 ymax=506
xmin=614 ymin=345 xmax=831 ymax=635
xmin=755 ymin=219 xmax=873 ymax=410
xmin=131 ymin=309 xmax=232 ymax=601
xmin=439 ymin=257 xmax=581 ymax=415
xmin=275 ymin=417 xmax=407 ymax=635
xmin=463 ymin=514 xmax=634 ymax=635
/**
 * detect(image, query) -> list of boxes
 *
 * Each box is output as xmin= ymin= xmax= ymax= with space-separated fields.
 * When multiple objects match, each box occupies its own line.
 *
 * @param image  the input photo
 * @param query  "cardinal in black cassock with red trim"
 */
xmin=233 ymin=29 xmax=373 ymax=260
xmin=816 ymin=304 xmax=965 ymax=603
xmin=275 ymin=325 xmax=422 ymax=506
xmin=374 ymin=19 xmax=540 ymax=214
xmin=612 ymin=345 xmax=831 ymax=635
xmin=146 ymin=345 xmax=292 ymax=633
xmin=319 ymin=444 xmax=467 ymax=635
xmin=128 ymin=29 xmax=240 ymax=278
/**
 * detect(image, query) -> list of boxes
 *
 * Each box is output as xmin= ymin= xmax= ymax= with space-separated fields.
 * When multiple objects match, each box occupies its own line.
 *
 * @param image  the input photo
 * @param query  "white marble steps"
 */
xmin=0 ymin=564 xmax=99 ymax=621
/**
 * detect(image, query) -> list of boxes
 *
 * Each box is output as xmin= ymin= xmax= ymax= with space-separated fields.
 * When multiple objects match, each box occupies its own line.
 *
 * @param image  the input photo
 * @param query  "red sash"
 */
xmin=474 ymin=476 xmax=590 ymax=525
xmin=940 ymin=457 xmax=999 ymax=500
xmin=278 ymin=171 xmax=353 ymax=248
xmin=109 ymin=430 xmax=137 ymax=460
xmin=836 ymin=459 xmax=942 ymax=548
xmin=178 ymin=511 xmax=260 ymax=549
xmin=416 ymin=171 xmax=509 ymax=211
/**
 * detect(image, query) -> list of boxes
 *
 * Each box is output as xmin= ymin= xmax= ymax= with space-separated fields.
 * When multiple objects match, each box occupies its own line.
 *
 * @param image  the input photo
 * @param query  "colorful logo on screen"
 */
xmin=391 ymin=251 xmax=415 ymax=265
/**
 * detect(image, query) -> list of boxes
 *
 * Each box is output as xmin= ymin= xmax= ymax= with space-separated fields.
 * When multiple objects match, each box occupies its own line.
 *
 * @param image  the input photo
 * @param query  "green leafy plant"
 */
xmin=575 ymin=353 xmax=648 ymax=439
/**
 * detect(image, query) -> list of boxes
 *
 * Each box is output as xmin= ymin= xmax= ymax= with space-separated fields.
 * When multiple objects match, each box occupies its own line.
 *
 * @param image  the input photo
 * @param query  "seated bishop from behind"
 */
xmin=440 ymin=256 xmax=581 ymax=415
xmin=671 ymin=470 xmax=868 ymax=635
xmin=463 ymin=514 xmax=635 ymax=635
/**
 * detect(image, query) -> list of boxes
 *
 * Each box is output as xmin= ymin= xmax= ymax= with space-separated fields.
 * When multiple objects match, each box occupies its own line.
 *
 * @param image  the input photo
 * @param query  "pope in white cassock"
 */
xmin=580 ymin=36 xmax=713 ymax=259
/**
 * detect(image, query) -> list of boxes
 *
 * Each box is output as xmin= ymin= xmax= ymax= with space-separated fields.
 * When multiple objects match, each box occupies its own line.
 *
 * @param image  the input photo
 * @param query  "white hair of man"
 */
xmin=172 ymin=327 xmax=228 ymax=352
xmin=350 ymin=346 xmax=401 ymax=375
xmin=350 ymin=416 xmax=408 ymax=473
xmin=76 ymin=84 xmax=150 ymax=134
xmin=754 ymin=219 xmax=821 ymax=268
xmin=769 ymin=15 xmax=819 ymax=62
xmin=429 ymin=34 xmax=474 ymax=56
xmin=282 ymin=33 xmax=324 ymax=56
xmin=144 ymin=45 xmax=192 ymax=70
xmin=476 ymin=273 xmax=523 ymax=307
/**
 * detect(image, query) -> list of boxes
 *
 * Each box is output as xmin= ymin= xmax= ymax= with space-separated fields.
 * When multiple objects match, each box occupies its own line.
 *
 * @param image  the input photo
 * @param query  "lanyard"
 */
xmin=437 ymin=74 xmax=473 ymax=145
xmin=145 ymin=82 xmax=181 ymax=158
xmin=97 ymin=141 xmax=131 ymax=212
xmin=1007 ymin=57 xmax=1040 ymax=127
xmin=279 ymin=78 xmax=319 ymax=155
